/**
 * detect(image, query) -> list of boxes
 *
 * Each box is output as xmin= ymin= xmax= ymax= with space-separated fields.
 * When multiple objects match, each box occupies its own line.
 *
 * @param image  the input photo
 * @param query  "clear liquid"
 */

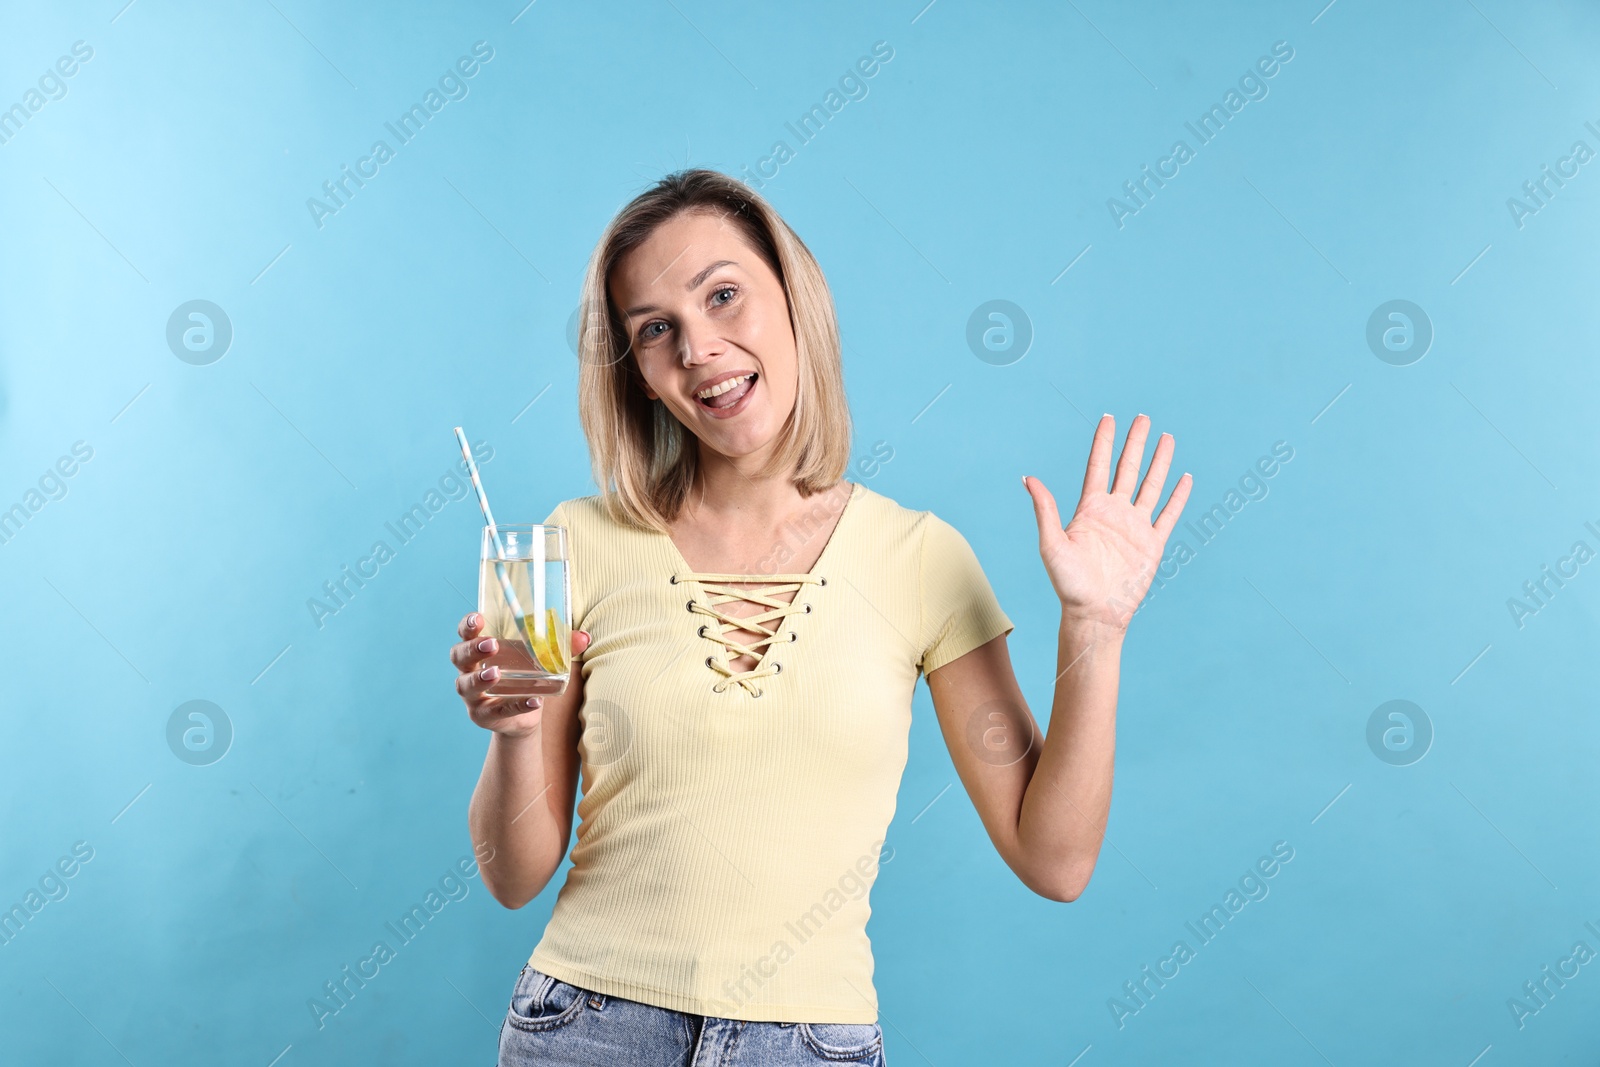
xmin=478 ymin=557 xmax=571 ymax=696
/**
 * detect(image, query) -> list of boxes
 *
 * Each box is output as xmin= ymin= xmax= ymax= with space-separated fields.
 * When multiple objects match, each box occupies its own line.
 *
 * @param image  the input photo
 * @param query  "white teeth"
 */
xmin=696 ymin=374 xmax=753 ymax=400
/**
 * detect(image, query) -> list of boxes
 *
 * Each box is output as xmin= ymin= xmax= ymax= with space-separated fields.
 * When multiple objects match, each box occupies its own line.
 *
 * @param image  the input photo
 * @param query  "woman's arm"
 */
xmin=454 ymin=615 xmax=592 ymax=908
xmin=927 ymin=414 xmax=1190 ymax=902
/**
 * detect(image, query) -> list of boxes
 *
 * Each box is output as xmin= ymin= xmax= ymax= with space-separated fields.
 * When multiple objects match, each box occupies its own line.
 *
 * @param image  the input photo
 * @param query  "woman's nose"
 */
xmin=677 ymin=317 xmax=721 ymax=367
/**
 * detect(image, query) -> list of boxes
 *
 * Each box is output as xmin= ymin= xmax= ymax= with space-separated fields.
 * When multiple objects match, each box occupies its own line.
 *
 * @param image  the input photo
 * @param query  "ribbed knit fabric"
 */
xmin=527 ymin=480 xmax=1014 ymax=1023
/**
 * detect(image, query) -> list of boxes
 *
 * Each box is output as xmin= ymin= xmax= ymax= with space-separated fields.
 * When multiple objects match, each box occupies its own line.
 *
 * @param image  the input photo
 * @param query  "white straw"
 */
xmin=454 ymin=427 xmax=506 ymax=555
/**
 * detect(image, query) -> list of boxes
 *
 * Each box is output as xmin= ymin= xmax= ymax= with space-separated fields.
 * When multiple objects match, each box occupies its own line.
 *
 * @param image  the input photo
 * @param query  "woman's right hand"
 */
xmin=450 ymin=612 xmax=591 ymax=738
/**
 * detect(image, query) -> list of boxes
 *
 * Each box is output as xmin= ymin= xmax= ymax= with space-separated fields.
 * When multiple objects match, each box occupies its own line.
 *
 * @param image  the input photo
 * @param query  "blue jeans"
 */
xmin=497 ymin=965 xmax=888 ymax=1066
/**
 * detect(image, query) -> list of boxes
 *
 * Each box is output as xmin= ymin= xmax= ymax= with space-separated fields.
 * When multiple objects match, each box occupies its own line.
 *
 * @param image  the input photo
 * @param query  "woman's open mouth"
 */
xmin=694 ymin=372 xmax=758 ymax=417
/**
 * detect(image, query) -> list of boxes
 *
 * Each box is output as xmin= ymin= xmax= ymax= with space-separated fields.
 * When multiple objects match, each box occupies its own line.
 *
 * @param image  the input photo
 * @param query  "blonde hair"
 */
xmin=573 ymin=169 xmax=852 ymax=533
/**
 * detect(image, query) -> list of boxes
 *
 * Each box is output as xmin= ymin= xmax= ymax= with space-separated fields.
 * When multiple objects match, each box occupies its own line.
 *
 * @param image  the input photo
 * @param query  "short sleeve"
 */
xmin=917 ymin=513 xmax=1014 ymax=676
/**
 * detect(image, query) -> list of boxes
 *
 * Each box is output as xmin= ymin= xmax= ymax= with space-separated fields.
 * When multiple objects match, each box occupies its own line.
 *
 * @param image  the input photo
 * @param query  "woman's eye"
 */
xmin=640 ymin=321 xmax=667 ymax=340
xmin=711 ymin=285 xmax=737 ymax=306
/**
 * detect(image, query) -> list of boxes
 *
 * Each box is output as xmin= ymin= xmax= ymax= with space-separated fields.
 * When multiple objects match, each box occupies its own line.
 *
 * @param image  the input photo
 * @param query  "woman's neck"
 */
xmin=683 ymin=461 xmax=803 ymax=528
xmin=676 ymin=446 xmax=838 ymax=530
xmin=671 ymin=460 xmax=850 ymax=578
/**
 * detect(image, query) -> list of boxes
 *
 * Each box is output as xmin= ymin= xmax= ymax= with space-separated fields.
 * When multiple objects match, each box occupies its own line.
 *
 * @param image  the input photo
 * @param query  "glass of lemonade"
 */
xmin=478 ymin=524 xmax=572 ymax=697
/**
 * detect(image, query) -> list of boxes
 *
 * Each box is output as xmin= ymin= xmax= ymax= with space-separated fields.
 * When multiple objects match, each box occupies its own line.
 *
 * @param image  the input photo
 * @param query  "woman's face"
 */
xmin=610 ymin=209 xmax=798 ymax=465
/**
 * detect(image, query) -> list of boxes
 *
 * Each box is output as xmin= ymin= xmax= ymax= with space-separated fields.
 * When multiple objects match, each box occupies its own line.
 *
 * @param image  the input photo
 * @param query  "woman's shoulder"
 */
xmin=850 ymin=484 xmax=995 ymax=580
xmin=544 ymin=493 xmax=603 ymax=526
xmin=544 ymin=492 xmax=661 ymax=547
xmin=850 ymin=481 xmax=956 ymax=537
xmin=842 ymin=483 xmax=978 ymax=574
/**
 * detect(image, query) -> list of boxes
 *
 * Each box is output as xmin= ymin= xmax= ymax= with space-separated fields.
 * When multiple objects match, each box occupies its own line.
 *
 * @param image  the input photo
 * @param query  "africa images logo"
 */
xmin=306 ymin=41 xmax=495 ymax=229
xmin=1106 ymin=40 xmax=1295 ymax=229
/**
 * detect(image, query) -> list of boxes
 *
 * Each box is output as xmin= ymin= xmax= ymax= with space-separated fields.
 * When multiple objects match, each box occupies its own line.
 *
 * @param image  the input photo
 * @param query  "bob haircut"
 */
xmin=573 ymin=168 xmax=852 ymax=533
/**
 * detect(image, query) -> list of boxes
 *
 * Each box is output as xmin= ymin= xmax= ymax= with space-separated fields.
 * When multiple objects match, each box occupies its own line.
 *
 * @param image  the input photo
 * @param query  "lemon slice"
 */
xmin=521 ymin=607 xmax=568 ymax=675
xmin=543 ymin=607 xmax=569 ymax=674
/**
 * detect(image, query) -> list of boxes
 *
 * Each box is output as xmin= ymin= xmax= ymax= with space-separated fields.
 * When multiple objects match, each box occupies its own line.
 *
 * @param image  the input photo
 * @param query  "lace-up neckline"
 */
xmin=672 ymin=574 xmax=824 ymax=696
xmin=661 ymin=482 xmax=860 ymax=698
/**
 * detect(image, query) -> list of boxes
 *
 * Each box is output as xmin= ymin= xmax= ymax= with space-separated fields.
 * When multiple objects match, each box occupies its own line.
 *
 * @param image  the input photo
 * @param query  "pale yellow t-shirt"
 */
xmin=526 ymin=480 xmax=1014 ymax=1023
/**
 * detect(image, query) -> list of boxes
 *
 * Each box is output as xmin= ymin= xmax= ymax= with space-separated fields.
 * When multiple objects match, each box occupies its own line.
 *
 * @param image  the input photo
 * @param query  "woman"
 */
xmin=450 ymin=169 xmax=1191 ymax=1065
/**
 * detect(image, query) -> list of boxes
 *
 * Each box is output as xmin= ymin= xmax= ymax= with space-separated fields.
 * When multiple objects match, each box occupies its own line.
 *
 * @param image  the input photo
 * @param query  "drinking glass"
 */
xmin=478 ymin=524 xmax=572 ymax=697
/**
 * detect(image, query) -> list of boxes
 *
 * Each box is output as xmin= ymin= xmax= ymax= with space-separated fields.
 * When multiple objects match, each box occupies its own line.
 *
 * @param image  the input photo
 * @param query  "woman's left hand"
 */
xmin=1023 ymin=413 xmax=1192 ymax=632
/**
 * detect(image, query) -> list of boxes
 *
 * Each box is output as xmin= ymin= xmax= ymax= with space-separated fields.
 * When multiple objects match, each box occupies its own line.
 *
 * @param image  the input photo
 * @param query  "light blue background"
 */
xmin=3 ymin=1 xmax=1598 ymax=1063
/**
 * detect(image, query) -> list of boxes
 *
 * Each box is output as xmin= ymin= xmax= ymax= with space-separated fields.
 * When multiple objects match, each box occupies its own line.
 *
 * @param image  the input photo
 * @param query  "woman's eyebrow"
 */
xmin=624 ymin=259 xmax=739 ymax=316
xmin=685 ymin=258 xmax=737 ymax=290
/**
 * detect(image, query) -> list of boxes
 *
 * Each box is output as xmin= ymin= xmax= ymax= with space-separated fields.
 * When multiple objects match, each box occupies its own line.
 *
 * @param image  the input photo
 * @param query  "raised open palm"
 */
xmin=1023 ymin=413 xmax=1192 ymax=630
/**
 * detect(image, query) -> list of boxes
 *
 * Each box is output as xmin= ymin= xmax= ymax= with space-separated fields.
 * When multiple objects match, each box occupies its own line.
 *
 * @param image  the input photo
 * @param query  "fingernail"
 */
xmin=477 ymin=638 xmax=495 ymax=653
xmin=523 ymin=698 xmax=538 ymax=709
xmin=481 ymin=666 xmax=498 ymax=681
xmin=468 ymin=613 xmax=480 ymax=627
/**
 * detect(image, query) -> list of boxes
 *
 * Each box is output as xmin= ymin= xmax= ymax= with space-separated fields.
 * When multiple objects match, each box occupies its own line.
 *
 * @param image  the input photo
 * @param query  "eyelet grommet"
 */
xmin=668 ymin=575 xmax=678 ymax=584
xmin=772 ymin=662 xmax=782 ymax=674
xmin=686 ymin=600 xmax=696 ymax=612
xmin=818 ymin=577 xmax=827 ymax=586
xmin=697 ymin=624 xmax=708 ymax=637
xmin=788 ymin=631 xmax=798 ymax=642
xmin=802 ymin=603 xmax=812 ymax=614
xmin=704 ymin=656 xmax=714 ymax=668
xmin=751 ymin=688 xmax=764 ymax=698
